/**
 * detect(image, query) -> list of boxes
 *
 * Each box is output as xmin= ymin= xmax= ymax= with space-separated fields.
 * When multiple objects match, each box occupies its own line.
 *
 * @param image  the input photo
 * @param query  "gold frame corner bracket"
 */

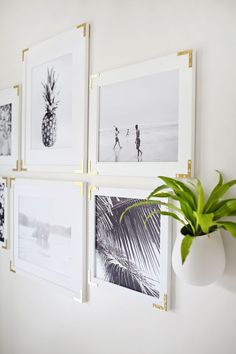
xmin=22 ymin=48 xmax=29 ymax=62
xmin=176 ymin=160 xmax=192 ymax=179
xmin=9 ymin=177 xmax=16 ymax=188
xmin=12 ymin=160 xmax=19 ymax=171
xmin=2 ymin=239 xmax=8 ymax=250
xmin=153 ymin=294 xmax=168 ymax=312
xmin=76 ymin=22 xmax=89 ymax=37
xmin=10 ymin=261 xmax=16 ymax=273
xmin=88 ymin=185 xmax=98 ymax=201
xmin=177 ymin=49 xmax=193 ymax=68
xmin=88 ymin=160 xmax=98 ymax=176
xmin=13 ymin=85 xmax=20 ymax=96
xmin=20 ymin=160 xmax=27 ymax=172
xmin=89 ymin=73 xmax=100 ymax=90
xmin=12 ymin=160 xmax=27 ymax=172
xmin=2 ymin=177 xmax=8 ymax=188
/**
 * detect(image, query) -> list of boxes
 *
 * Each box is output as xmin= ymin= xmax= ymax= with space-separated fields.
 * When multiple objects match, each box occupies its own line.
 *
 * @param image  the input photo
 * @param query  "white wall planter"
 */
xmin=172 ymin=230 xmax=225 ymax=286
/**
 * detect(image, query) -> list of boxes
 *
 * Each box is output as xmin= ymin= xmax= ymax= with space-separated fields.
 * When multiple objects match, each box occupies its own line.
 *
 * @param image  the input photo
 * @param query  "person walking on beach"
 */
xmin=113 ymin=126 xmax=122 ymax=150
xmin=135 ymin=124 xmax=142 ymax=160
xmin=126 ymin=128 xmax=130 ymax=136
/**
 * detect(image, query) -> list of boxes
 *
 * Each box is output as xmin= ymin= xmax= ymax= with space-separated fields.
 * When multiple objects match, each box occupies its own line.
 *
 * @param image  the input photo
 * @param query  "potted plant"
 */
xmin=120 ymin=171 xmax=236 ymax=286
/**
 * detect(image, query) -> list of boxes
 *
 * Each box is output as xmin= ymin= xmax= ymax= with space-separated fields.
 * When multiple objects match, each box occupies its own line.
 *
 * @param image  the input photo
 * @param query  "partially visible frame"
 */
xmin=88 ymin=186 xmax=171 ymax=310
xmin=22 ymin=23 xmax=89 ymax=172
xmin=0 ymin=177 xmax=9 ymax=248
xmin=10 ymin=178 xmax=87 ymax=301
xmin=0 ymin=86 xmax=19 ymax=170
xmin=89 ymin=50 xmax=195 ymax=177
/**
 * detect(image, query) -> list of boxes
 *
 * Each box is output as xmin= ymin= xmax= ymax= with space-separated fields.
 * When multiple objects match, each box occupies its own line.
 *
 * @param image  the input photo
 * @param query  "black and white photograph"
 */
xmin=98 ymin=70 xmax=179 ymax=163
xmin=18 ymin=195 xmax=73 ymax=276
xmin=12 ymin=179 xmax=86 ymax=297
xmin=95 ymin=195 xmax=161 ymax=298
xmin=23 ymin=27 xmax=89 ymax=171
xmin=0 ymin=182 xmax=5 ymax=242
xmin=31 ymin=54 xmax=72 ymax=150
xmin=0 ymin=103 xmax=12 ymax=156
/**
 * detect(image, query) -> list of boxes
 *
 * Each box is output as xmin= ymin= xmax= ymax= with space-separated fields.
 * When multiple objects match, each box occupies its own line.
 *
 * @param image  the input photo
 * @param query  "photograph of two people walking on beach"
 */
xmin=98 ymin=69 xmax=179 ymax=163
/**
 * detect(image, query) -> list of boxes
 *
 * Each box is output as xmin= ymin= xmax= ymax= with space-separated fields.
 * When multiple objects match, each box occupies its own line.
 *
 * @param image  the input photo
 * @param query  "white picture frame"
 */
xmin=22 ymin=24 xmax=89 ymax=172
xmin=10 ymin=178 xmax=87 ymax=301
xmin=88 ymin=186 xmax=171 ymax=310
xmin=0 ymin=177 xmax=9 ymax=248
xmin=0 ymin=86 xmax=19 ymax=170
xmin=89 ymin=50 xmax=195 ymax=177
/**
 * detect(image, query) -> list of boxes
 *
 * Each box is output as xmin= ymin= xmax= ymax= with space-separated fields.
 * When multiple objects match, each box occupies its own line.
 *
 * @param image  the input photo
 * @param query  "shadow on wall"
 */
xmin=217 ymin=230 xmax=236 ymax=293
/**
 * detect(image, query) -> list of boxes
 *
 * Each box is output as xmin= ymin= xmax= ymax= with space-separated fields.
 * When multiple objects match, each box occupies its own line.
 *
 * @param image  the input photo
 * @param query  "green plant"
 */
xmin=120 ymin=171 xmax=236 ymax=264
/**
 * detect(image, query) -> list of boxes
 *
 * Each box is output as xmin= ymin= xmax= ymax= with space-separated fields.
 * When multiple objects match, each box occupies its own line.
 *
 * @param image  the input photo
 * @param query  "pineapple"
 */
xmin=42 ymin=67 xmax=59 ymax=147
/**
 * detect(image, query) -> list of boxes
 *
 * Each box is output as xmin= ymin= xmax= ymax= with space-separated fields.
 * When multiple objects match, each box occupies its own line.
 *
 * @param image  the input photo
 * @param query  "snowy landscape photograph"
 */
xmin=95 ymin=195 xmax=161 ymax=298
xmin=31 ymin=54 xmax=72 ymax=150
xmin=0 ymin=103 xmax=12 ymax=156
xmin=18 ymin=195 xmax=72 ymax=277
xmin=0 ymin=183 xmax=5 ymax=242
xmin=98 ymin=70 xmax=179 ymax=162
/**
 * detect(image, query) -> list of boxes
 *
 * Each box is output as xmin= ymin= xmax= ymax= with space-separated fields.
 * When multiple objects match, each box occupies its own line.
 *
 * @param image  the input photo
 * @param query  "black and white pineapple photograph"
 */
xmin=31 ymin=54 xmax=72 ymax=150
xmin=95 ymin=195 xmax=161 ymax=298
xmin=98 ymin=70 xmax=179 ymax=163
xmin=18 ymin=195 xmax=72 ymax=276
xmin=0 ymin=183 xmax=5 ymax=242
xmin=0 ymin=103 xmax=12 ymax=156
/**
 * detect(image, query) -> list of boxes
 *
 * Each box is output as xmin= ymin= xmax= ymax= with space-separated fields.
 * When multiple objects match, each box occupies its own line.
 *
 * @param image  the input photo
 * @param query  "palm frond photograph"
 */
xmin=95 ymin=194 xmax=161 ymax=298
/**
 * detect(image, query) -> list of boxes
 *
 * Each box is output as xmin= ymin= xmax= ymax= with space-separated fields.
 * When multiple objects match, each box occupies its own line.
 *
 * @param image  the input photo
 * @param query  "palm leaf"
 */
xmin=96 ymin=196 xmax=162 ymax=291
xmin=97 ymin=245 xmax=159 ymax=297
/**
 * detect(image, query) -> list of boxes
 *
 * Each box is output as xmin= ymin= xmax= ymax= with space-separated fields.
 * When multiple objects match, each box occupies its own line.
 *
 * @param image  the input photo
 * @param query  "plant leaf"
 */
xmin=204 ymin=172 xmax=236 ymax=213
xmin=193 ymin=212 xmax=215 ymax=234
xmin=208 ymin=198 xmax=236 ymax=213
xmin=203 ymin=171 xmax=223 ymax=212
xmin=148 ymin=192 xmax=180 ymax=201
xmin=216 ymin=221 xmax=236 ymax=238
xmin=179 ymin=201 xmax=196 ymax=232
xmin=181 ymin=235 xmax=194 ymax=264
xmin=147 ymin=185 xmax=169 ymax=199
xmin=213 ymin=200 xmax=236 ymax=219
xmin=196 ymin=178 xmax=205 ymax=213
xmin=159 ymin=176 xmax=197 ymax=209
xmin=120 ymin=200 xmax=183 ymax=222
xmin=144 ymin=209 xmax=185 ymax=228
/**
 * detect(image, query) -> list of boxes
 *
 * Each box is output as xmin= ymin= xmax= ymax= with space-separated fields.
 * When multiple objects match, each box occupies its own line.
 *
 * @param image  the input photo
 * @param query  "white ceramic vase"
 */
xmin=172 ymin=230 xmax=225 ymax=286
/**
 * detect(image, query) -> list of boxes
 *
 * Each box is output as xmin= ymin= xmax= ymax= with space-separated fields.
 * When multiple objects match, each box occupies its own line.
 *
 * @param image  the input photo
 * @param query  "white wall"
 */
xmin=1 ymin=0 xmax=236 ymax=353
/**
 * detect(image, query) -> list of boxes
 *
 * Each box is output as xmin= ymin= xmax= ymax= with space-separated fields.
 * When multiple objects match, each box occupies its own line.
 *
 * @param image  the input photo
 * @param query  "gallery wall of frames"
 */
xmin=0 ymin=23 xmax=195 ymax=310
